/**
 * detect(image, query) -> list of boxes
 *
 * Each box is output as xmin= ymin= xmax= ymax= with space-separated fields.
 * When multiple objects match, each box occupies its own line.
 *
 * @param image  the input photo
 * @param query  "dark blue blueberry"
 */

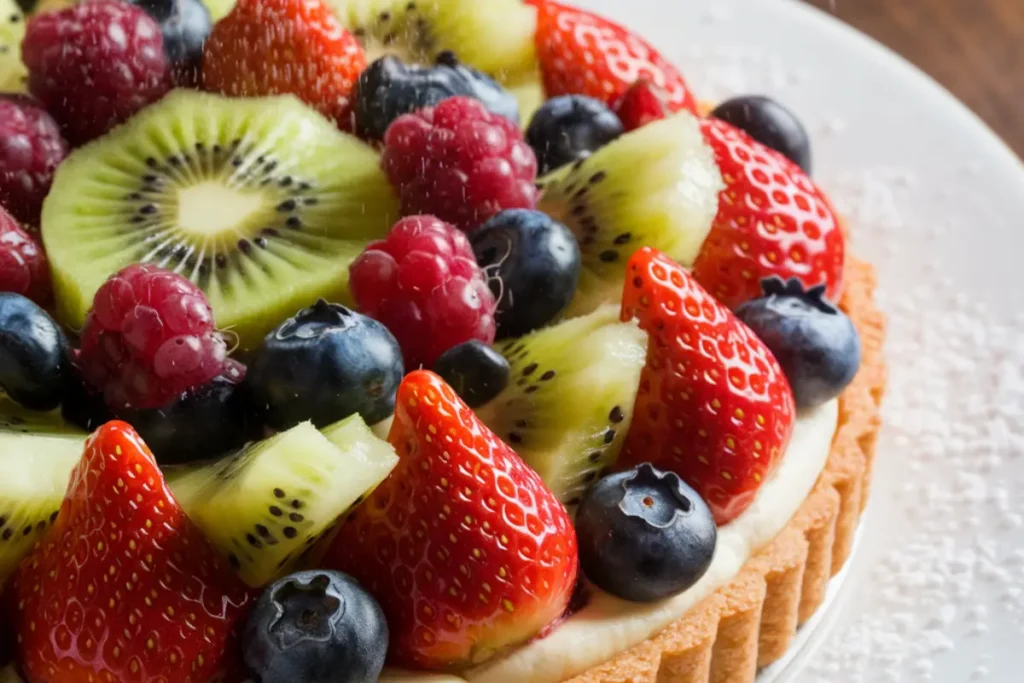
xmin=576 ymin=464 xmax=717 ymax=603
xmin=243 ymin=570 xmax=388 ymax=683
xmin=526 ymin=95 xmax=624 ymax=174
xmin=735 ymin=277 xmax=861 ymax=410
xmin=354 ymin=52 xmax=519 ymax=141
xmin=710 ymin=96 xmax=812 ymax=174
xmin=245 ymin=300 xmax=404 ymax=430
xmin=433 ymin=340 xmax=510 ymax=408
xmin=0 ymin=293 xmax=70 ymax=412
xmin=471 ymin=209 xmax=581 ymax=339
xmin=63 ymin=366 xmax=258 ymax=465
xmin=127 ymin=0 xmax=212 ymax=85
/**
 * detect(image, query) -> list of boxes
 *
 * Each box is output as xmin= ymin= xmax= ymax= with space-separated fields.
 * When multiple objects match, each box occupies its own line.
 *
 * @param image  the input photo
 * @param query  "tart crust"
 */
xmin=566 ymin=257 xmax=886 ymax=683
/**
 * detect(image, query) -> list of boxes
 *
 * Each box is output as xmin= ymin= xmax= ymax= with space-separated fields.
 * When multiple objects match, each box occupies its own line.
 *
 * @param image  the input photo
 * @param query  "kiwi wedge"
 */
xmin=0 ymin=397 xmax=85 ymax=583
xmin=42 ymin=90 xmax=399 ymax=351
xmin=334 ymin=0 xmax=536 ymax=81
xmin=0 ymin=0 xmax=26 ymax=93
xmin=476 ymin=305 xmax=647 ymax=506
xmin=538 ymin=112 xmax=724 ymax=319
xmin=167 ymin=416 xmax=398 ymax=587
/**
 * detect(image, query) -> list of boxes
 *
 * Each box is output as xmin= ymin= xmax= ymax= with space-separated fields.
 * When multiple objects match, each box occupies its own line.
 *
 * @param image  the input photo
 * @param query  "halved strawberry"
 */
xmin=530 ymin=0 xmax=698 ymax=114
xmin=692 ymin=117 xmax=845 ymax=309
xmin=323 ymin=370 xmax=578 ymax=670
xmin=203 ymin=0 xmax=366 ymax=124
xmin=619 ymin=248 xmax=796 ymax=525
xmin=12 ymin=421 xmax=253 ymax=683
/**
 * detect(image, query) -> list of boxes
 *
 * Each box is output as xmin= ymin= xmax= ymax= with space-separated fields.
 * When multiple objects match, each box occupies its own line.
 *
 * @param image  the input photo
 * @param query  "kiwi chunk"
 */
xmin=476 ymin=305 xmax=647 ymax=506
xmin=42 ymin=90 xmax=399 ymax=351
xmin=334 ymin=0 xmax=536 ymax=81
xmin=538 ymin=112 xmax=724 ymax=319
xmin=167 ymin=417 xmax=398 ymax=587
xmin=0 ymin=407 xmax=84 ymax=582
xmin=0 ymin=0 xmax=26 ymax=93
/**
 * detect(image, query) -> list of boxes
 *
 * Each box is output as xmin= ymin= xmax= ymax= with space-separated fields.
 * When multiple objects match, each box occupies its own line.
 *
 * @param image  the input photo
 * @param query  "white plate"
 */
xmin=574 ymin=0 xmax=1024 ymax=681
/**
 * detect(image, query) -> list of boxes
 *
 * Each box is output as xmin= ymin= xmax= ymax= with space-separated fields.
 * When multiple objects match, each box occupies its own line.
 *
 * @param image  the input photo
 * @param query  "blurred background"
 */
xmin=805 ymin=0 xmax=1024 ymax=156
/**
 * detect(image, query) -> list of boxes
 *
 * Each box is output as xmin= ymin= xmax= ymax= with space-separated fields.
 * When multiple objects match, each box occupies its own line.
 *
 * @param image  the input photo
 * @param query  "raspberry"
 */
xmin=203 ymin=0 xmax=365 ymax=124
xmin=349 ymin=215 xmax=497 ymax=368
xmin=78 ymin=264 xmax=228 ymax=411
xmin=382 ymin=96 xmax=539 ymax=232
xmin=0 ymin=205 xmax=51 ymax=306
xmin=21 ymin=1 xmax=172 ymax=146
xmin=0 ymin=95 xmax=67 ymax=226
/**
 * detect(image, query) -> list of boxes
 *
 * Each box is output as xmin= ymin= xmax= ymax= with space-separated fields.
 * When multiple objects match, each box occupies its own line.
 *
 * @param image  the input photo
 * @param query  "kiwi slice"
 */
xmin=42 ymin=90 xmax=399 ymax=351
xmin=334 ymin=0 xmax=536 ymax=81
xmin=476 ymin=305 xmax=647 ymax=506
xmin=0 ymin=0 xmax=26 ymax=93
xmin=0 ymin=398 xmax=85 ymax=583
xmin=538 ymin=112 xmax=724 ymax=319
xmin=167 ymin=417 xmax=398 ymax=587
xmin=508 ymin=73 xmax=545 ymax=130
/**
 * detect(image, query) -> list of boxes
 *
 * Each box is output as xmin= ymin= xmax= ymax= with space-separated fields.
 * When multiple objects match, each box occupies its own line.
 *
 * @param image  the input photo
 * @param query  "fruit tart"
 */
xmin=0 ymin=0 xmax=885 ymax=682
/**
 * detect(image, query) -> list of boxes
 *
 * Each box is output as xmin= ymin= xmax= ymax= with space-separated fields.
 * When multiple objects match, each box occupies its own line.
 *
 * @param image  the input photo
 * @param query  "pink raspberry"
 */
xmin=77 ymin=264 xmax=228 ymax=411
xmin=21 ymin=1 xmax=172 ymax=146
xmin=382 ymin=96 xmax=539 ymax=232
xmin=348 ymin=215 xmax=497 ymax=368
xmin=0 ymin=205 xmax=51 ymax=306
xmin=0 ymin=96 xmax=68 ymax=226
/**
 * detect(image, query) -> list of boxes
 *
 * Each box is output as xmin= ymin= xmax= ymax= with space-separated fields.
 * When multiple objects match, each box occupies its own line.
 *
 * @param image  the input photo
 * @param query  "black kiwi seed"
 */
xmin=273 ymin=488 xmax=286 ymax=499
xmin=1 ymin=529 xmax=11 ymax=541
xmin=237 ymin=239 xmax=252 ymax=254
xmin=22 ymin=525 xmax=31 ymax=536
xmin=609 ymin=406 xmax=624 ymax=423
xmin=247 ymin=534 xmax=262 ymax=548
xmin=269 ymin=505 xmax=283 ymax=517
xmin=524 ymin=385 xmax=538 ymax=394
xmin=215 ymin=254 xmax=229 ymax=268
xmin=589 ymin=171 xmax=607 ymax=184
xmin=613 ymin=233 xmax=632 ymax=245
xmin=286 ymin=217 xmax=302 ymax=228
xmin=0 ymin=516 xmax=7 ymax=527
xmin=514 ymin=419 xmax=528 ymax=429
xmin=228 ymin=554 xmax=240 ymax=569
xmin=540 ymin=370 xmax=556 ymax=381
xmin=289 ymin=513 xmax=304 ymax=523
xmin=588 ymin=451 xmax=603 ymax=463
xmin=255 ymin=238 xmax=268 ymax=249
xmin=263 ymin=228 xmax=280 ymax=238
xmin=522 ymin=363 xmax=538 ymax=377
xmin=379 ymin=10 xmax=391 ymax=21
xmin=603 ymin=429 xmax=616 ymax=444
xmin=279 ymin=177 xmax=293 ymax=187
xmin=277 ymin=199 xmax=296 ymax=212
xmin=283 ymin=527 xmax=298 ymax=539
xmin=291 ymin=499 xmax=303 ymax=510
xmin=599 ymin=250 xmax=619 ymax=263
xmin=509 ymin=432 xmax=523 ymax=445
xmin=256 ymin=524 xmax=271 ymax=537
xmin=584 ymin=471 xmax=599 ymax=483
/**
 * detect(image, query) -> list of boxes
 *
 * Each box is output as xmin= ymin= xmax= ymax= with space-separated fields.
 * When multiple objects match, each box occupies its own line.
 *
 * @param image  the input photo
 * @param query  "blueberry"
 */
xmin=243 ymin=570 xmax=388 ymax=683
xmin=576 ymin=464 xmax=717 ymax=603
xmin=735 ymin=277 xmax=861 ymax=410
xmin=0 ymin=293 xmax=71 ymax=412
xmin=127 ymin=0 xmax=212 ymax=85
xmin=710 ymin=96 xmax=812 ymax=174
xmin=471 ymin=209 xmax=581 ymax=339
xmin=245 ymin=300 xmax=404 ymax=431
xmin=433 ymin=340 xmax=510 ymax=408
xmin=526 ymin=95 xmax=624 ymax=174
xmin=354 ymin=52 xmax=519 ymax=141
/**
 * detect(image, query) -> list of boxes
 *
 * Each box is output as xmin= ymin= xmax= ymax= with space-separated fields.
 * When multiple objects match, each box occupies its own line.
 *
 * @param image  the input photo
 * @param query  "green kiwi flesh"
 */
xmin=333 ymin=0 xmax=537 ymax=81
xmin=508 ymin=73 xmax=545 ymax=130
xmin=538 ymin=112 xmax=724 ymax=319
xmin=0 ymin=397 xmax=85 ymax=583
xmin=167 ymin=417 xmax=398 ymax=587
xmin=0 ymin=0 xmax=26 ymax=93
xmin=42 ymin=90 xmax=399 ymax=351
xmin=476 ymin=305 xmax=647 ymax=506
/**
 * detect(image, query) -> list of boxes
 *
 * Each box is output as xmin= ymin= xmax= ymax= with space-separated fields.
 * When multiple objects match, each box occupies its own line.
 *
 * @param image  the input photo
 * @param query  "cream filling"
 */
xmin=382 ymin=399 xmax=839 ymax=683
xmin=1 ymin=401 xmax=837 ymax=683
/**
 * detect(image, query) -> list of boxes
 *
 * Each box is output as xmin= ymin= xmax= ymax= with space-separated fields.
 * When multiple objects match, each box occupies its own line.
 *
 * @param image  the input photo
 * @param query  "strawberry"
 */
xmin=619 ymin=248 xmax=796 ymax=525
xmin=692 ymin=117 xmax=845 ymax=309
xmin=530 ymin=0 xmax=698 ymax=114
xmin=203 ymin=0 xmax=366 ymax=124
xmin=12 ymin=421 xmax=253 ymax=683
xmin=323 ymin=370 xmax=578 ymax=670
xmin=612 ymin=78 xmax=668 ymax=132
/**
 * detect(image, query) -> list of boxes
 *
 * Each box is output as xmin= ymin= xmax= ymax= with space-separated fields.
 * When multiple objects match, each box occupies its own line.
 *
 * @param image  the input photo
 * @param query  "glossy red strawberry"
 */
xmin=619 ymin=248 xmax=796 ymax=525
xmin=530 ymin=0 xmax=698 ymax=114
xmin=612 ymin=78 xmax=668 ymax=131
xmin=692 ymin=117 xmax=845 ymax=309
xmin=323 ymin=370 xmax=578 ymax=670
xmin=12 ymin=421 xmax=253 ymax=683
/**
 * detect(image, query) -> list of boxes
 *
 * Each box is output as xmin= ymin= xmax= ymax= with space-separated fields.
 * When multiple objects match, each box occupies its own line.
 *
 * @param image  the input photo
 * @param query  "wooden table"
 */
xmin=804 ymin=0 xmax=1024 ymax=158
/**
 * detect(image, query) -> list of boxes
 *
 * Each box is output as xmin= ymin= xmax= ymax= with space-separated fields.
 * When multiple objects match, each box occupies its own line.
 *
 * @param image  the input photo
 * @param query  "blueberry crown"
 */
xmin=759 ymin=276 xmax=838 ymax=315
